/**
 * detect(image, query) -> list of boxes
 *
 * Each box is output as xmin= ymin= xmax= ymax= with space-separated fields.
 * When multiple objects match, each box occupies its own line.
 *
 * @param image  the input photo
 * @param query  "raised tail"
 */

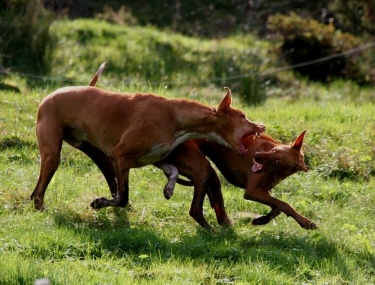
xmin=89 ymin=62 xmax=106 ymax=86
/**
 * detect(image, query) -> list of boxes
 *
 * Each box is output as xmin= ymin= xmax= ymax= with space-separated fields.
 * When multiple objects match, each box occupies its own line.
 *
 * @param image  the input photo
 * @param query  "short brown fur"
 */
xmin=30 ymin=63 xmax=265 ymax=211
xmin=159 ymin=131 xmax=317 ymax=230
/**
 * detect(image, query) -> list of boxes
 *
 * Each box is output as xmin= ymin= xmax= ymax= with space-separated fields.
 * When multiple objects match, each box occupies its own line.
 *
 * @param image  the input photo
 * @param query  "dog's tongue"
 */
xmin=252 ymin=162 xmax=263 ymax=173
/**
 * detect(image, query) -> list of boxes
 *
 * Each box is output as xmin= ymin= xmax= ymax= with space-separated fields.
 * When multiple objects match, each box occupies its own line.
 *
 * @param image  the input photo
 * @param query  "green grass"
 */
xmin=48 ymin=19 xmax=269 ymax=82
xmin=0 ymin=19 xmax=374 ymax=284
xmin=37 ymin=18 xmax=269 ymax=105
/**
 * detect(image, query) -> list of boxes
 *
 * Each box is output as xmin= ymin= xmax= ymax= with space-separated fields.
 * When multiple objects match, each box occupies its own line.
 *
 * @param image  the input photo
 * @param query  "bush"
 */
xmin=0 ymin=0 xmax=54 ymax=76
xmin=95 ymin=5 xmax=138 ymax=26
xmin=330 ymin=0 xmax=375 ymax=37
xmin=267 ymin=12 xmax=368 ymax=83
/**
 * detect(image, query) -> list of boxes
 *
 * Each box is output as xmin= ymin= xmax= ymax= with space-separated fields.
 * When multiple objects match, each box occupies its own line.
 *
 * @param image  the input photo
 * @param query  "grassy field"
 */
xmin=0 ymin=19 xmax=374 ymax=284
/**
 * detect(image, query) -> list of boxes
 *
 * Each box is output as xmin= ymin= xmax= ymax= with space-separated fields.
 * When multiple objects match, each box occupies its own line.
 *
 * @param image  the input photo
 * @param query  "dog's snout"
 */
xmin=257 ymin=124 xmax=265 ymax=132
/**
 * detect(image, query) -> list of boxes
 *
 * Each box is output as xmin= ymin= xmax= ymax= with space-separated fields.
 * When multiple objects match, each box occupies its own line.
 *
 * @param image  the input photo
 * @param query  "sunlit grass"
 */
xmin=1 ymin=85 xmax=374 ymax=283
xmin=0 ymin=19 xmax=374 ymax=284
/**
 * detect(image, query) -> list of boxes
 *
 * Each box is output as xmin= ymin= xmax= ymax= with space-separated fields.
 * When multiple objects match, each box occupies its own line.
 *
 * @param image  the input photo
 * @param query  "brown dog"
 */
xmin=31 ymin=64 xmax=265 ymax=211
xmin=158 ymin=131 xmax=317 ymax=230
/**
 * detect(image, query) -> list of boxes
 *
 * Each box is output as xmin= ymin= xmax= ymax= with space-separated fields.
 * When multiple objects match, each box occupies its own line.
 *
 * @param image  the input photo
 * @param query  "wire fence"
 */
xmin=1 ymin=41 xmax=374 ymax=87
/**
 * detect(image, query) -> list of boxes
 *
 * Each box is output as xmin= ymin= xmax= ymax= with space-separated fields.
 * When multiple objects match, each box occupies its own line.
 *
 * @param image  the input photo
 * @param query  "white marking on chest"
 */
xmin=138 ymin=131 xmax=230 ymax=165
xmin=173 ymin=131 xmax=230 ymax=149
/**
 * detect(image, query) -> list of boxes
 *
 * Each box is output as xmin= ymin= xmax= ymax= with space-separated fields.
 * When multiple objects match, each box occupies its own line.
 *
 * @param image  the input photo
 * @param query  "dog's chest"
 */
xmin=138 ymin=144 xmax=173 ymax=165
xmin=138 ymin=131 xmax=224 ymax=165
xmin=271 ymin=174 xmax=283 ymax=188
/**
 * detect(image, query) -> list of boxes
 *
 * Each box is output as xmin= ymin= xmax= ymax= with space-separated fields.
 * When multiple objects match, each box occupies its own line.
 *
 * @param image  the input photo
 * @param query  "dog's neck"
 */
xmin=173 ymin=100 xmax=214 ymax=124
xmin=171 ymin=100 xmax=231 ymax=148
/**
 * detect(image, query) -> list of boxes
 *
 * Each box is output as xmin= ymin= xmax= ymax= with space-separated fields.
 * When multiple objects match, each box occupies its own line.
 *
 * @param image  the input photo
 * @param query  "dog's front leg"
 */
xmin=91 ymin=169 xmax=129 ymax=209
xmin=77 ymin=142 xmax=117 ymax=198
xmin=244 ymin=189 xmax=317 ymax=230
xmin=251 ymin=207 xmax=281 ymax=225
xmin=91 ymin=153 xmax=130 ymax=209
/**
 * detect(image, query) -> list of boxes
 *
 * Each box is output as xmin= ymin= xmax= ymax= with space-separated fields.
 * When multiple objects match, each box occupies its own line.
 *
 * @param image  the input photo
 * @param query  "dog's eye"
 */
xmin=275 ymin=160 xmax=280 ymax=164
xmin=240 ymin=114 xmax=246 ymax=119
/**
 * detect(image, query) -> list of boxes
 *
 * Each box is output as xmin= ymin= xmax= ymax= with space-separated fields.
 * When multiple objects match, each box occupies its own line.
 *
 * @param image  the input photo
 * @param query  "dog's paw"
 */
xmin=219 ymin=217 xmax=233 ymax=227
xmin=252 ymin=215 xmax=271 ymax=225
xmin=90 ymin=197 xmax=107 ymax=209
xmin=163 ymin=187 xmax=173 ymax=200
xmin=301 ymin=221 xmax=318 ymax=230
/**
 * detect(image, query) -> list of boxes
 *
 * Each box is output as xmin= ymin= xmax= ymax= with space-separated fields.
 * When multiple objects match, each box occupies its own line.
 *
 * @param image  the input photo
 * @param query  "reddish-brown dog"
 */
xmin=158 ymin=131 xmax=317 ymax=230
xmin=31 ymin=64 xmax=265 ymax=211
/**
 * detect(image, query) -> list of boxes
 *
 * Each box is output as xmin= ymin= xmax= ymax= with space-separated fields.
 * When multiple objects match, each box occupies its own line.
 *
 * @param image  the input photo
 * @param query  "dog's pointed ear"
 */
xmin=217 ymin=87 xmax=232 ymax=113
xmin=292 ymin=130 xmax=306 ymax=151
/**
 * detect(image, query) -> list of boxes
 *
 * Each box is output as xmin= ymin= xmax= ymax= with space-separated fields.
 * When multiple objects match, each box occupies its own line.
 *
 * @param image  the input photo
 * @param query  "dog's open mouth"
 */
xmin=252 ymin=158 xmax=264 ymax=173
xmin=239 ymin=129 xmax=263 ymax=156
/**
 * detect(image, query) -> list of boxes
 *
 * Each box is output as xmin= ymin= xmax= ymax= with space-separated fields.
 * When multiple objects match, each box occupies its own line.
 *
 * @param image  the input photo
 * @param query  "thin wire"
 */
xmin=140 ymin=41 xmax=375 ymax=86
xmin=1 ymin=41 xmax=374 ymax=86
xmin=260 ymin=41 xmax=375 ymax=77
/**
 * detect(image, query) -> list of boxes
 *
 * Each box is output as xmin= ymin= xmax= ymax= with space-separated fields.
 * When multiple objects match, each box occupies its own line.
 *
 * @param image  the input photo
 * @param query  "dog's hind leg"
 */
xmin=189 ymin=177 xmax=214 ymax=230
xmin=205 ymin=169 xmax=232 ymax=227
xmin=188 ymin=163 xmax=229 ymax=230
xmin=31 ymin=124 xmax=63 ymax=210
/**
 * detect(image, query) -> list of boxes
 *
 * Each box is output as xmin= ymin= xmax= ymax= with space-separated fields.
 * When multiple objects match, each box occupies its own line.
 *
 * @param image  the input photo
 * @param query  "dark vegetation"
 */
xmin=0 ymin=0 xmax=55 ymax=75
xmin=1 ymin=0 xmax=374 ymax=90
xmin=268 ymin=13 xmax=366 ymax=83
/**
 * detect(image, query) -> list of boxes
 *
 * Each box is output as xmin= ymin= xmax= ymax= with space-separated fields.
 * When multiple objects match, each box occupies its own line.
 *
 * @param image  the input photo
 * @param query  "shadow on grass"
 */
xmin=49 ymin=207 xmax=351 ymax=280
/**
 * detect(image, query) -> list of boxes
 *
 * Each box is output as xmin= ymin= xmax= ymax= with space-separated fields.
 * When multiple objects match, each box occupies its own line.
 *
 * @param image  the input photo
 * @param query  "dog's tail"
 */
xmin=176 ymin=177 xmax=193 ymax=186
xmin=89 ymin=62 xmax=106 ymax=86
